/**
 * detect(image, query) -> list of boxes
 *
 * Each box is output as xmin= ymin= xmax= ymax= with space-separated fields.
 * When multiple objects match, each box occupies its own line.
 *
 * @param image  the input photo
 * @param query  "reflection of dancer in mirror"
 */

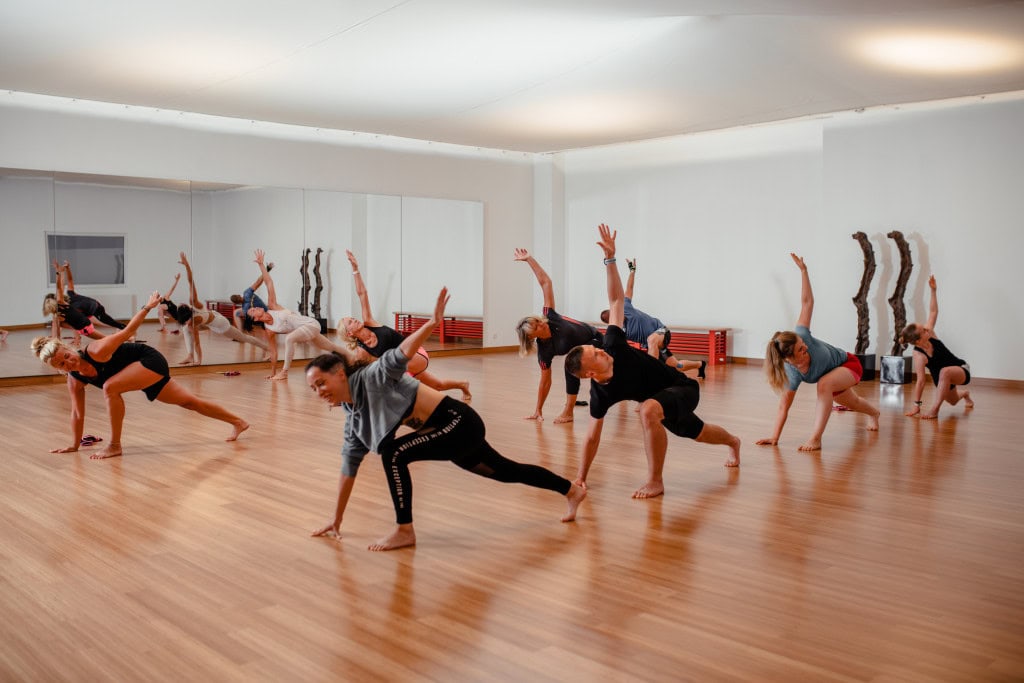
xmin=31 ymin=291 xmax=248 ymax=459
xmin=514 ymin=248 xmax=603 ymax=423
xmin=230 ymin=261 xmax=273 ymax=333
xmin=599 ymin=257 xmax=706 ymax=379
xmin=0 ymin=329 xmax=8 ymax=343
xmin=43 ymin=261 xmax=106 ymax=345
xmin=50 ymin=260 xmax=127 ymax=331
xmin=339 ymin=250 xmax=471 ymax=400
xmin=758 ymin=254 xmax=879 ymax=451
xmin=565 ymin=225 xmax=740 ymax=500
xmin=156 ymin=273 xmax=181 ymax=333
xmin=173 ymin=252 xmax=269 ymax=366
xmin=247 ymin=249 xmax=347 ymax=380
xmin=899 ymin=275 xmax=974 ymax=419
xmin=308 ymin=287 xmax=585 ymax=551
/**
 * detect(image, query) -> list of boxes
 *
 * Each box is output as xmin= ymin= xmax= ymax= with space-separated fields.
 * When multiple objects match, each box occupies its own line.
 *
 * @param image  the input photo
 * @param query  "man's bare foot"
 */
xmin=561 ymin=483 xmax=587 ymax=522
xmin=798 ymin=439 xmax=822 ymax=451
xmin=459 ymin=382 xmax=472 ymax=401
xmin=632 ymin=481 xmax=665 ymax=499
xmin=368 ymin=525 xmax=416 ymax=551
xmin=867 ymin=412 xmax=880 ymax=431
xmin=226 ymin=421 xmax=250 ymax=442
xmin=91 ymin=444 xmax=123 ymax=460
xmin=725 ymin=436 xmax=740 ymax=467
xmin=271 ymin=372 xmax=288 ymax=381
xmin=553 ymin=413 xmax=574 ymax=424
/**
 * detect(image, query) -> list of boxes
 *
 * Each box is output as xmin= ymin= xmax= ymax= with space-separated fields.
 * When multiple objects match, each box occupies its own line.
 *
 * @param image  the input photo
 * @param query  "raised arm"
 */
xmin=85 ymin=291 xmax=161 ymax=361
xmin=791 ymin=253 xmax=813 ymax=328
xmin=163 ymin=273 xmax=181 ymax=301
xmin=346 ymin=250 xmax=379 ymax=325
xmin=598 ymin=224 xmax=624 ymax=328
xmin=514 ymin=248 xmax=555 ymax=310
xmin=624 ymin=258 xmax=636 ymax=299
xmin=925 ymin=275 xmax=938 ymax=331
xmin=62 ymin=260 xmax=76 ymax=292
xmin=178 ymin=252 xmax=201 ymax=308
xmin=400 ymin=287 xmax=448 ymax=361
xmin=254 ymin=249 xmax=279 ymax=309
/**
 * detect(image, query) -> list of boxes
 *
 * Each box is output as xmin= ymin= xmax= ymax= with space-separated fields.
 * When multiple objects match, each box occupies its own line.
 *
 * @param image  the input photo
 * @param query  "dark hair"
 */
xmin=898 ymin=323 xmax=920 ymax=345
xmin=229 ymin=294 xmax=244 ymax=305
xmin=174 ymin=304 xmax=194 ymax=326
xmin=162 ymin=299 xmax=179 ymax=319
xmin=305 ymin=351 xmax=367 ymax=376
xmin=599 ymin=310 xmax=610 ymax=324
xmin=565 ymin=345 xmax=586 ymax=378
xmin=241 ymin=312 xmax=261 ymax=332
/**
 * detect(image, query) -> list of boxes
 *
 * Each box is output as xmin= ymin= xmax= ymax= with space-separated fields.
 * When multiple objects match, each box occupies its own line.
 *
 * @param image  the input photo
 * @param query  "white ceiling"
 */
xmin=2 ymin=1 xmax=1023 ymax=153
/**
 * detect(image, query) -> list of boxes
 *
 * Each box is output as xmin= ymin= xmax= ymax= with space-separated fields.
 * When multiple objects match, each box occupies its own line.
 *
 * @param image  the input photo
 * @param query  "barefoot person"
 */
xmin=599 ymin=257 xmax=706 ymax=379
xmin=32 ymin=291 xmax=248 ymax=459
xmin=43 ymin=260 xmax=127 ymax=335
xmin=565 ymin=224 xmax=740 ymax=499
xmin=308 ymin=287 xmax=586 ymax=551
xmin=899 ymin=275 xmax=974 ymax=419
xmin=757 ymin=254 xmax=879 ymax=451
xmin=43 ymin=261 xmax=105 ymax=344
xmin=515 ymin=248 xmax=603 ymax=423
xmin=246 ymin=249 xmax=347 ymax=380
xmin=173 ymin=252 xmax=268 ymax=365
xmin=339 ymin=250 xmax=470 ymax=400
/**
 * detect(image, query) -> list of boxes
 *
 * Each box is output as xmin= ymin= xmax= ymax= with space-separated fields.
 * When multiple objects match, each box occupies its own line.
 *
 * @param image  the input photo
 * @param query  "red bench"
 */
xmin=596 ymin=326 xmax=729 ymax=365
xmin=394 ymin=313 xmax=483 ymax=341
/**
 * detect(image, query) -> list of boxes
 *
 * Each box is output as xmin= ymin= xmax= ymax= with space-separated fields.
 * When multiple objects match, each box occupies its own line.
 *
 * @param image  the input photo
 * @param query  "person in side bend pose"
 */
xmin=246 ymin=249 xmax=347 ymax=380
xmin=156 ymin=273 xmax=181 ymax=333
xmin=338 ymin=250 xmax=471 ymax=400
xmin=44 ymin=261 xmax=127 ymax=332
xmin=514 ymin=248 xmax=603 ymax=423
xmin=599 ymin=257 xmax=706 ymax=379
xmin=173 ymin=252 xmax=268 ymax=365
xmin=757 ymin=253 xmax=880 ymax=451
xmin=308 ymin=287 xmax=586 ymax=551
xmin=43 ymin=261 xmax=105 ymax=345
xmin=230 ymin=261 xmax=273 ymax=333
xmin=899 ymin=275 xmax=974 ymax=419
xmin=32 ymin=291 xmax=248 ymax=459
xmin=565 ymin=224 xmax=740 ymax=499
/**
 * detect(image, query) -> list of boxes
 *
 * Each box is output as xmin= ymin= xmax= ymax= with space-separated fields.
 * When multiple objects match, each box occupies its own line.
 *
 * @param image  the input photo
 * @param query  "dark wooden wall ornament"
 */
xmin=311 ymin=247 xmax=324 ymax=320
xmin=299 ymin=248 xmax=311 ymax=316
xmin=887 ymin=230 xmax=913 ymax=356
xmin=851 ymin=231 xmax=875 ymax=356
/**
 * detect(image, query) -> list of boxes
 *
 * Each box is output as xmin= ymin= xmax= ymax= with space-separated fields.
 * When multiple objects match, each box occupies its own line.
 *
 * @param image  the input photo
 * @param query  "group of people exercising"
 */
xmin=31 ymin=225 xmax=973 ymax=550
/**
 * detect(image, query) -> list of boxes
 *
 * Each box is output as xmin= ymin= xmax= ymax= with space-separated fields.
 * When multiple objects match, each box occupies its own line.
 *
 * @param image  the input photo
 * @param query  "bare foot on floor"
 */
xmin=227 ymin=421 xmax=250 ymax=442
xmin=964 ymin=391 xmax=975 ymax=409
xmin=270 ymin=372 xmax=288 ymax=381
xmin=798 ymin=439 xmax=822 ymax=452
xmin=460 ymin=382 xmax=472 ymax=401
xmin=632 ymin=481 xmax=665 ymax=499
xmin=725 ymin=436 xmax=741 ymax=467
xmin=920 ymin=411 xmax=939 ymax=420
xmin=561 ymin=483 xmax=587 ymax=522
xmin=867 ymin=412 xmax=880 ymax=431
xmin=368 ymin=525 xmax=416 ymax=551
xmin=91 ymin=444 xmax=123 ymax=460
xmin=553 ymin=414 xmax=574 ymax=424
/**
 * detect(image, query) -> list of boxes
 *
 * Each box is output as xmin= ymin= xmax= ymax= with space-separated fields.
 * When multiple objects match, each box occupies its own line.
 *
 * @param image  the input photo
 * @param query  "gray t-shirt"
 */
xmin=783 ymin=325 xmax=849 ymax=391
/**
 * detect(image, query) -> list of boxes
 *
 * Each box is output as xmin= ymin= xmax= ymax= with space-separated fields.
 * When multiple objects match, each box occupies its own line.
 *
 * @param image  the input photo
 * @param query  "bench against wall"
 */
xmin=394 ymin=312 xmax=483 ymax=341
xmin=597 ymin=326 xmax=730 ymax=365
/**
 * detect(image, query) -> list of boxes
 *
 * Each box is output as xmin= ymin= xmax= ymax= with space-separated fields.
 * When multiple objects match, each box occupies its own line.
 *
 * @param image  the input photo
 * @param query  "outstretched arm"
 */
xmin=311 ymin=472 xmax=357 ymax=538
xmin=905 ymin=352 xmax=928 ymax=417
xmin=85 ymin=291 xmax=161 ymax=361
xmin=399 ymin=287 xmax=448 ymax=359
xmin=62 ymin=260 xmax=76 ymax=292
xmin=925 ymin=275 xmax=938 ymax=331
xmin=50 ymin=375 xmax=87 ymax=453
xmin=791 ymin=253 xmax=813 ymax=328
xmin=178 ymin=252 xmax=201 ymax=308
xmin=163 ymin=273 xmax=181 ymax=301
xmin=514 ymin=248 xmax=555 ymax=310
xmin=756 ymin=390 xmax=796 ymax=445
xmin=624 ymin=258 xmax=636 ymax=299
xmin=346 ymin=250 xmax=379 ymax=325
xmin=598 ymin=224 xmax=624 ymax=328
xmin=254 ymin=250 xmax=279 ymax=309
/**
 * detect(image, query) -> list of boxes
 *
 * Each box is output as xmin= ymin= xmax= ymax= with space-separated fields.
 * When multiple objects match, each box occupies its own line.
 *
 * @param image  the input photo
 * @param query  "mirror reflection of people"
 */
xmin=339 ymin=250 xmax=470 ymax=400
xmin=757 ymin=254 xmax=879 ymax=451
xmin=32 ymin=291 xmax=249 ymax=459
xmin=43 ymin=260 xmax=108 ymax=344
xmin=230 ymin=261 xmax=273 ymax=333
xmin=308 ymin=287 xmax=586 ymax=551
xmin=566 ymin=224 xmax=740 ymax=500
xmin=899 ymin=275 xmax=974 ymax=419
xmin=514 ymin=248 xmax=602 ymax=423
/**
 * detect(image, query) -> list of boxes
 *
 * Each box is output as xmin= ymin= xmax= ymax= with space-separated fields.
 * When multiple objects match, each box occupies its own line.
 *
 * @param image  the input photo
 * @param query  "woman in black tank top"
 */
xmin=32 ymin=291 xmax=249 ymax=459
xmin=899 ymin=275 xmax=974 ymax=419
xmin=338 ymin=250 xmax=470 ymax=400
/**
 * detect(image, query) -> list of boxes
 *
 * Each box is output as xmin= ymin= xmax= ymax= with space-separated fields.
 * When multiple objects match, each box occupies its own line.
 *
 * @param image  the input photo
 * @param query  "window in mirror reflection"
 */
xmin=46 ymin=234 xmax=126 ymax=285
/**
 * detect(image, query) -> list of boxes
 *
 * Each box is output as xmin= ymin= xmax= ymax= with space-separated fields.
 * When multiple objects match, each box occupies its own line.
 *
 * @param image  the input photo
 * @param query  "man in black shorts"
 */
xmin=565 ymin=224 xmax=740 ymax=499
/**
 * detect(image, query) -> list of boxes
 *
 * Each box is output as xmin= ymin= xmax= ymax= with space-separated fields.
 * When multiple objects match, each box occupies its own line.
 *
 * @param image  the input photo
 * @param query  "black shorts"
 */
xmin=653 ymin=383 xmax=704 ymax=439
xmin=139 ymin=351 xmax=171 ymax=401
xmin=655 ymin=327 xmax=673 ymax=362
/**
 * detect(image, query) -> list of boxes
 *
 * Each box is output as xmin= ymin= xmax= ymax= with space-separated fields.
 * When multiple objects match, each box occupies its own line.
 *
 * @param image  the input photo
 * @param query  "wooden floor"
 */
xmin=1 ymin=345 xmax=1022 ymax=681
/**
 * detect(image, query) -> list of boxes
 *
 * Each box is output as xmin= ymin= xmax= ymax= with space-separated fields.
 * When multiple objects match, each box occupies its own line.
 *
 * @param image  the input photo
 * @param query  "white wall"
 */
xmin=558 ymin=95 xmax=1024 ymax=380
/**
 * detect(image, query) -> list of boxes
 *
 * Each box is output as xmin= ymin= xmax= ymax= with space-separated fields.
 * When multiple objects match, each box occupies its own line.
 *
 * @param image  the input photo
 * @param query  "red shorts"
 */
xmin=833 ymin=353 xmax=863 ymax=396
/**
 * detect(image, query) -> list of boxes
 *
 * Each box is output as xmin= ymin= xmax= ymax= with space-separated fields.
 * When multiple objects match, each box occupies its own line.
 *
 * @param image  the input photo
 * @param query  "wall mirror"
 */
xmin=0 ymin=168 xmax=483 ymax=380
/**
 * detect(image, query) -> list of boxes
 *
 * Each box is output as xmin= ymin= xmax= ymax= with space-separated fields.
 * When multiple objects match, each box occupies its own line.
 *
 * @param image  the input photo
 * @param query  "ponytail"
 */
xmin=765 ymin=331 xmax=797 ymax=392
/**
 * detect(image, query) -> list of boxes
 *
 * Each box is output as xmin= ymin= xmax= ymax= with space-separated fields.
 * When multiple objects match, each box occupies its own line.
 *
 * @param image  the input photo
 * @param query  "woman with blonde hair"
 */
xmin=756 ymin=254 xmax=879 ymax=451
xmin=338 ymin=250 xmax=470 ymax=400
xmin=32 ymin=291 xmax=248 ymax=459
xmin=514 ymin=248 xmax=602 ymax=423
xmin=899 ymin=275 xmax=973 ymax=419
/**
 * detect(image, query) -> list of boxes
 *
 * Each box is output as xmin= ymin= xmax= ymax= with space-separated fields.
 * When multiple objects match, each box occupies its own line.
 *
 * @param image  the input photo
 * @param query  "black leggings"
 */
xmin=91 ymin=306 xmax=126 ymax=330
xmin=378 ymin=397 xmax=571 ymax=524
